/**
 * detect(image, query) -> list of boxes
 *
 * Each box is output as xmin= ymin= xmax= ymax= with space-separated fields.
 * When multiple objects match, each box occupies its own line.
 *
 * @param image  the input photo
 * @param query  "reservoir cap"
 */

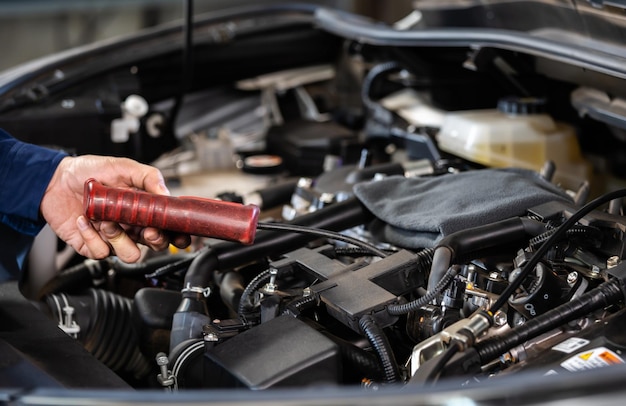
xmin=497 ymin=97 xmax=546 ymax=116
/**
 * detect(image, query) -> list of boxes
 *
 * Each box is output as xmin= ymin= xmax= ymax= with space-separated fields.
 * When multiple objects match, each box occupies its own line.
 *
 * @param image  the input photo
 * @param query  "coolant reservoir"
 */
xmin=436 ymin=97 xmax=590 ymax=190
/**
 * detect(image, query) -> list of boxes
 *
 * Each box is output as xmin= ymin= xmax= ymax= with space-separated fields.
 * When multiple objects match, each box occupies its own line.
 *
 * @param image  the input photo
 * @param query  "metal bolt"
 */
xmin=204 ymin=332 xmax=219 ymax=342
xmin=493 ymin=310 xmax=508 ymax=327
xmin=62 ymin=306 xmax=74 ymax=328
xmin=58 ymin=305 xmax=80 ymax=338
xmin=466 ymin=264 xmax=476 ymax=283
xmin=591 ymin=265 xmax=601 ymax=275
xmin=297 ymin=177 xmax=313 ymax=189
xmin=500 ymin=352 xmax=514 ymax=364
xmin=489 ymin=271 xmax=500 ymax=280
xmin=61 ymin=99 xmax=75 ymax=109
xmin=373 ymin=173 xmax=386 ymax=181
xmin=567 ymin=271 xmax=579 ymax=285
xmin=607 ymin=256 xmax=621 ymax=269
xmin=265 ymin=268 xmax=279 ymax=294
xmin=156 ymin=353 xmax=169 ymax=377
xmin=319 ymin=193 xmax=334 ymax=204
xmin=155 ymin=352 xmax=175 ymax=388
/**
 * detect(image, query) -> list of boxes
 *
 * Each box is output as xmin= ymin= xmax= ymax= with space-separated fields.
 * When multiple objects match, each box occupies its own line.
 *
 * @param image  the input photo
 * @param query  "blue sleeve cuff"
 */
xmin=0 ymin=129 xmax=68 ymax=236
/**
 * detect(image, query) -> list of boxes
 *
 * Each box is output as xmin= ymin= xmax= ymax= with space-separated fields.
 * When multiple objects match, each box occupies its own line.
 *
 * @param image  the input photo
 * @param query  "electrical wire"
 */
xmin=256 ymin=222 xmax=389 ymax=258
xmin=237 ymin=268 xmax=272 ymax=319
xmin=359 ymin=315 xmax=400 ymax=384
xmin=361 ymin=61 xmax=403 ymax=111
xmin=387 ymin=265 xmax=458 ymax=315
xmin=489 ymin=188 xmax=626 ymax=315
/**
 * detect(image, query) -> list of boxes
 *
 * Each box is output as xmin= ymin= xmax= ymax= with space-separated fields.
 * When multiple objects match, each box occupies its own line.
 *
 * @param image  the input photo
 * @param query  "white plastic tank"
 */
xmin=436 ymin=97 xmax=590 ymax=191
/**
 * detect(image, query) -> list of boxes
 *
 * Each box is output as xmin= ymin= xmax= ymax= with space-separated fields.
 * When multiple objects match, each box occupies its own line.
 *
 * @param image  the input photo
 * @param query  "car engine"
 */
xmin=3 ymin=3 xmax=626 ymax=400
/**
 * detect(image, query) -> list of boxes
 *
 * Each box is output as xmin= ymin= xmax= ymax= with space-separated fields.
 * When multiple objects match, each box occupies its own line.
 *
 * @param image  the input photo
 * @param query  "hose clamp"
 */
xmin=181 ymin=283 xmax=211 ymax=298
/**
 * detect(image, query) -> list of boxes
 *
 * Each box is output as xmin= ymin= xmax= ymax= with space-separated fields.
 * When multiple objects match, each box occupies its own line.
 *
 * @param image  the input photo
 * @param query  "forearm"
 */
xmin=0 ymin=129 xmax=67 ymax=235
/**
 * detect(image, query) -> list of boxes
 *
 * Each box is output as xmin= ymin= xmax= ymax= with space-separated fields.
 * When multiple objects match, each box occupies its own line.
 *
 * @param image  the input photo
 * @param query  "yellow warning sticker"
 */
xmin=561 ymin=347 xmax=624 ymax=372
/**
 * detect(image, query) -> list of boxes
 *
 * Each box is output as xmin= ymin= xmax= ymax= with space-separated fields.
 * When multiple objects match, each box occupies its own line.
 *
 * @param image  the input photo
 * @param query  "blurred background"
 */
xmin=0 ymin=0 xmax=414 ymax=72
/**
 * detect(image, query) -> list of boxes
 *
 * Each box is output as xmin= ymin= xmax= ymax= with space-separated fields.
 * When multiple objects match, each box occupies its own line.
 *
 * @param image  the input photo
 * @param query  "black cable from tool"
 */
xmin=257 ymin=222 xmax=389 ymax=258
xmin=489 ymin=188 xmax=626 ymax=315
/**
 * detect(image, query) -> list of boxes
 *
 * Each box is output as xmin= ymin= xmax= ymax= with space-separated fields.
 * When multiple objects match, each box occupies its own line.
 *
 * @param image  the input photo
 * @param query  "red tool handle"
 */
xmin=83 ymin=179 xmax=259 ymax=244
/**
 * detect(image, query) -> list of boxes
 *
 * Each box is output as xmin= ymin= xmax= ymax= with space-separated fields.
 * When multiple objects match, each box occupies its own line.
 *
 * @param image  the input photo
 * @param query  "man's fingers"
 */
xmin=141 ymin=227 xmax=170 ymax=251
xmin=77 ymin=216 xmax=188 ymax=261
xmin=100 ymin=221 xmax=141 ymax=263
xmin=171 ymin=233 xmax=192 ymax=249
xmin=76 ymin=216 xmax=111 ymax=259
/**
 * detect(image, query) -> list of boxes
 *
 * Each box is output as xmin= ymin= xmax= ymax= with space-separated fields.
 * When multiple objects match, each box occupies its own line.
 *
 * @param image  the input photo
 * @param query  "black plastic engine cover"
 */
xmin=203 ymin=315 xmax=340 ymax=389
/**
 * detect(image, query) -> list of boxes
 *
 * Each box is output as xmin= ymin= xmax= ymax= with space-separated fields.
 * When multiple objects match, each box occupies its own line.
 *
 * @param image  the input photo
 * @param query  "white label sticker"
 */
xmin=561 ymin=347 xmax=624 ymax=372
xmin=552 ymin=337 xmax=590 ymax=354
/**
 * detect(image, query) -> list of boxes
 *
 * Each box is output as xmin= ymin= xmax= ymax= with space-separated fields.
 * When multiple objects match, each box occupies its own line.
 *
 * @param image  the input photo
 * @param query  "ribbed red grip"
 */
xmin=83 ymin=179 xmax=259 ymax=244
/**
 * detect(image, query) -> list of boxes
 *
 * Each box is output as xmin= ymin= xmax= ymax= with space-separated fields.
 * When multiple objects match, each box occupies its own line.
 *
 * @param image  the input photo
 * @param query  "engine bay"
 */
xmin=4 ymin=3 xmax=626 ymax=401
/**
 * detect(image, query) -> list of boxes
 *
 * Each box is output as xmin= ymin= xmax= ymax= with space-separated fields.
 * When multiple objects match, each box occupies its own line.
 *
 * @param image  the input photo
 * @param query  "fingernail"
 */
xmin=159 ymin=181 xmax=171 ymax=196
xmin=77 ymin=216 xmax=89 ymax=231
xmin=100 ymin=222 xmax=117 ymax=237
xmin=145 ymin=229 xmax=160 ymax=243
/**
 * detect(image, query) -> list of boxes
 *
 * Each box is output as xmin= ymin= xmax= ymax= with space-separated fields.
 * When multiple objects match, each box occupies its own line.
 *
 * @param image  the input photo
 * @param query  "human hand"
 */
xmin=40 ymin=155 xmax=191 ymax=262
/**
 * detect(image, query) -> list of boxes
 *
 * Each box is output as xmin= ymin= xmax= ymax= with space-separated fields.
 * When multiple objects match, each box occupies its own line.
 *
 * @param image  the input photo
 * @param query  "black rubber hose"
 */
xmin=238 ymin=269 xmax=272 ymax=319
xmin=218 ymin=271 xmax=246 ymax=313
xmin=176 ymin=248 xmax=217 ymax=315
xmin=437 ymin=217 xmax=546 ymax=261
xmin=359 ymin=315 xmax=400 ymax=384
xmin=37 ymin=260 xmax=105 ymax=300
xmin=44 ymin=288 xmax=151 ymax=380
xmin=477 ymin=279 xmax=624 ymax=364
xmin=387 ymin=266 xmax=458 ymax=315
xmin=254 ymin=178 xmax=298 ymax=210
xmin=428 ymin=217 xmax=546 ymax=292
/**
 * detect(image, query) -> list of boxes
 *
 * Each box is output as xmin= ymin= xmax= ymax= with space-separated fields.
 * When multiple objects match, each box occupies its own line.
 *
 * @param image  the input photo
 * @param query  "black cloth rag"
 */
xmin=352 ymin=168 xmax=574 ymax=249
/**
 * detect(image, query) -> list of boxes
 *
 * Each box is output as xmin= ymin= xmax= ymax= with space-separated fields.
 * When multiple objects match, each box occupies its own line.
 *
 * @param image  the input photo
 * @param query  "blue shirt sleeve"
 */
xmin=0 ymin=129 xmax=68 ymax=281
xmin=0 ymin=128 xmax=68 ymax=235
